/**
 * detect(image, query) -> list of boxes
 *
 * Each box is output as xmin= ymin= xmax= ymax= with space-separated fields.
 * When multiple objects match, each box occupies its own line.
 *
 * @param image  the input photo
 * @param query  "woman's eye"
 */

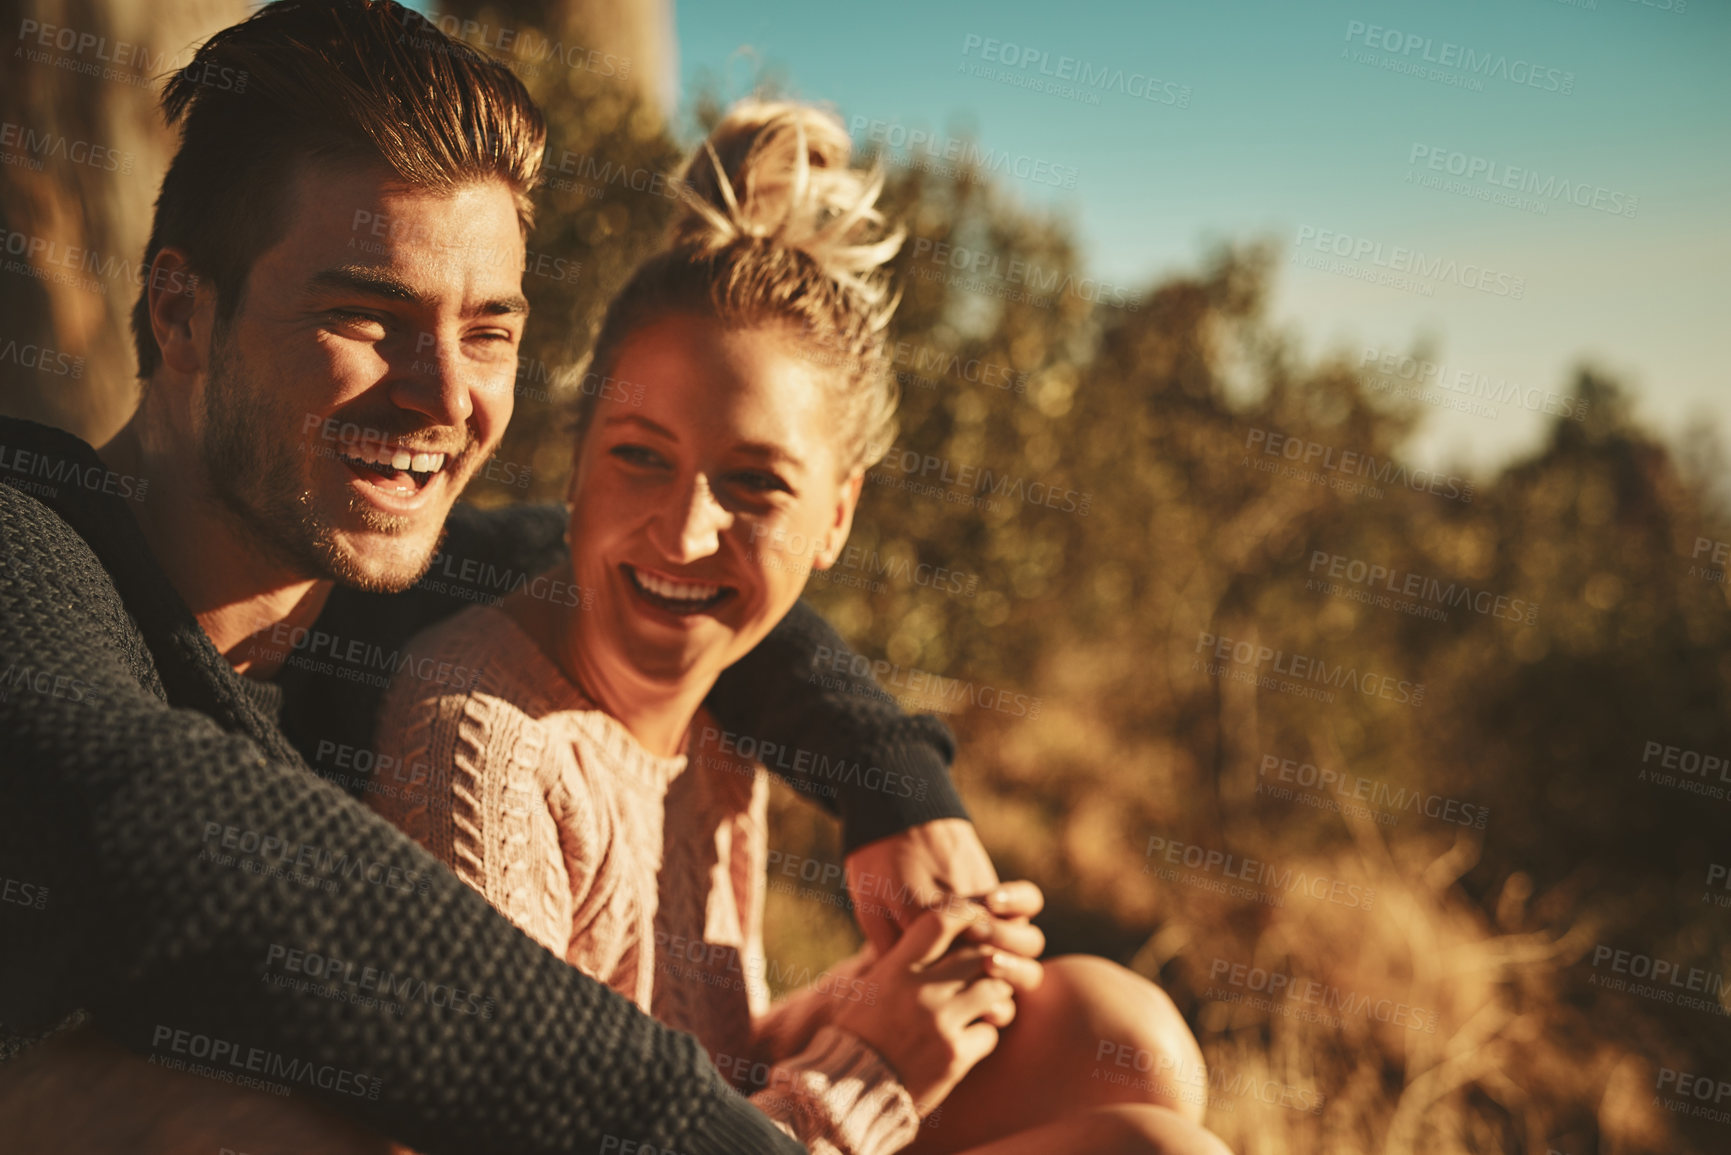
xmin=730 ymin=471 xmax=792 ymax=496
xmin=609 ymin=444 xmax=666 ymax=469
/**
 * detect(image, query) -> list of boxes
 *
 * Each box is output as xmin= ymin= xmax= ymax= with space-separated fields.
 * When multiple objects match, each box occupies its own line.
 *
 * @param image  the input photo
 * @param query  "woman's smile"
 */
xmin=561 ymin=313 xmax=861 ymax=707
xmin=621 ymin=563 xmax=736 ymax=618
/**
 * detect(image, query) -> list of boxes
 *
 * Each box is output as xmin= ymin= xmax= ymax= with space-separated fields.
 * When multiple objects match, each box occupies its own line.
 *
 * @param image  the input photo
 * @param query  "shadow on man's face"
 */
xmin=196 ymin=158 xmax=530 ymax=594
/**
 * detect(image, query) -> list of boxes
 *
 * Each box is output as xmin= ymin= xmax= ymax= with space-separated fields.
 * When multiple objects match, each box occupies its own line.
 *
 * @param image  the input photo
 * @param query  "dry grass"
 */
xmin=758 ymin=633 xmax=1711 ymax=1154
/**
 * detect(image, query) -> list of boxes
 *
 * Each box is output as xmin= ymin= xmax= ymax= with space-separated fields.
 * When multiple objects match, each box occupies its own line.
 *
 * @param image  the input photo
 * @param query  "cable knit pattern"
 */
xmin=370 ymin=605 xmax=921 ymax=1155
xmin=0 ymin=417 xmax=803 ymax=1155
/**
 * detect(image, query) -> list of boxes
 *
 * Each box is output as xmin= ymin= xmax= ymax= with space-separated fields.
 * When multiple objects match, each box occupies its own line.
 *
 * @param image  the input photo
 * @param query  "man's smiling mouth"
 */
xmin=337 ymin=442 xmax=450 ymax=493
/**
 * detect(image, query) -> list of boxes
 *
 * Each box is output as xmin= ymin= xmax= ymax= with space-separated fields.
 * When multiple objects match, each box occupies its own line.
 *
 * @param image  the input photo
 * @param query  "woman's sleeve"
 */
xmin=748 ymin=1026 xmax=921 ymax=1155
xmin=0 ymin=481 xmax=802 ymax=1155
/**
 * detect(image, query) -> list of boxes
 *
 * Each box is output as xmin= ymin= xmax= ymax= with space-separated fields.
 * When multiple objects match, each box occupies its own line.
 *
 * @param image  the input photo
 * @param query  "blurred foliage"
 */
xmin=459 ymin=23 xmax=1731 ymax=1153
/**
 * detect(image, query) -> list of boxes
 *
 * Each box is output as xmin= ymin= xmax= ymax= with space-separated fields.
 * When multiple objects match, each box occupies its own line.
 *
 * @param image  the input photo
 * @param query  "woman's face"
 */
xmin=564 ymin=313 xmax=863 ymax=696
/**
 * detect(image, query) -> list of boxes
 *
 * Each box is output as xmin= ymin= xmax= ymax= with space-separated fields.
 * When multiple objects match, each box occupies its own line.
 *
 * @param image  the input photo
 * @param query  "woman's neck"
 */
xmin=501 ymin=576 xmax=711 ymax=759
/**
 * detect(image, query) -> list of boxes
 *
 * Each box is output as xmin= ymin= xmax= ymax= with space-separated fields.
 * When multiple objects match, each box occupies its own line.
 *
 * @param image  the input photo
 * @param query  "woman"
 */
xmin=370 ymin=98 xmax=1232 ymax=1155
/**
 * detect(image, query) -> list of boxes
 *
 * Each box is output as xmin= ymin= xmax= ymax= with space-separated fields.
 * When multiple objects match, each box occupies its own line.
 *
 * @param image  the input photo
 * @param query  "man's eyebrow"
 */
xmin=307 ymin=266 xmax=530 ymax=317
xmin=309 ymin=267 xmax=426 ymax=305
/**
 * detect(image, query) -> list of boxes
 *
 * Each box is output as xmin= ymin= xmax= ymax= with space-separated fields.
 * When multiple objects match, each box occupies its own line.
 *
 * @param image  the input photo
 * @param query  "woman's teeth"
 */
xmin=628 ymin=566 xmax=727 ymax=608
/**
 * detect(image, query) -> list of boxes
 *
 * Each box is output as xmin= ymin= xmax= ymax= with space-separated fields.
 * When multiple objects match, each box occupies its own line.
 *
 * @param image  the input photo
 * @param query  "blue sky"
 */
xmin=670 ymin=0 xmax=1730 ymax=475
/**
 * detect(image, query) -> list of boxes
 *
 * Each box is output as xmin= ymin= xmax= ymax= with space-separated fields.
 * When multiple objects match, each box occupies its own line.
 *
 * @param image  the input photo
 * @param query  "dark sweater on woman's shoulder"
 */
xmin=0 ymin=417 xmax=967 ymax=1155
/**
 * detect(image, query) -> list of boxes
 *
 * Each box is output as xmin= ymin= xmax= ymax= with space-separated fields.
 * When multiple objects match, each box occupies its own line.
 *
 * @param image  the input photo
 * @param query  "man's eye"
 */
xmin=328 ymin=309 xmax=387 ymax=333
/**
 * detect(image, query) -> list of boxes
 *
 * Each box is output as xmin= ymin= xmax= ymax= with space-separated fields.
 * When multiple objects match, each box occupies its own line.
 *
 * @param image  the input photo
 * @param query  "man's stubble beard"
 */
xmin=198 ymin=327 xmax=445 ymax=594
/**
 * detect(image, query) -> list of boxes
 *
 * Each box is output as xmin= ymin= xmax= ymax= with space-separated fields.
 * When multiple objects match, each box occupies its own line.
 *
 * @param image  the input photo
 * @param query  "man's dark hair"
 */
xmin=129 ymin=0 xmax=546 ymax=378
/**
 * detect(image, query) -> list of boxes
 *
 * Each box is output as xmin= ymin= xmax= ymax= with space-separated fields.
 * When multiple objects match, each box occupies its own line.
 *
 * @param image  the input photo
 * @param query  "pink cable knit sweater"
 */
xmin=369 ymin=604 xmax=920 ymax=1155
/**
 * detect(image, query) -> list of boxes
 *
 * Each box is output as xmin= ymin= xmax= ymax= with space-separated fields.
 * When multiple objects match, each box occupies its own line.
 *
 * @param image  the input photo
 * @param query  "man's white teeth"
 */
xmin=633 ymin=568 xmax=722 ymax=602
xmin=344 ymin=445 xmax=447 ymax=473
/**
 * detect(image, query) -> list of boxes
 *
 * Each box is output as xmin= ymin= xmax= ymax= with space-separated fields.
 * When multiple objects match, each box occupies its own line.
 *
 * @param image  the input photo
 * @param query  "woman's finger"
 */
xmin=976 ymin=996 xmax=1018 ymax=1030
xmin=919 ymin=945 xmax=1042 ymax=995
xmin=963 ymin=915 xmax=1046 ymax=961
xmin=919 ymin=944 xmax=996 ymax=985
xmin=886 ymin=904 xmax=992 ymax=970
xmin=981 ymin=880 xmax=1045 ymax=920
xmin=984 ymin=949 xmax=1043 ymax=994
xmin=941 ymin=976 xmax=1016 ymax=1031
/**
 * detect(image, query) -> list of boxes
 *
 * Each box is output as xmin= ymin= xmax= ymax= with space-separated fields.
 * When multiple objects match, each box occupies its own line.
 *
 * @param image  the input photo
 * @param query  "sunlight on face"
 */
xmin=198 ymin=160 xmax=526 ymax=592
xmin=563 ymin=313 xmax=862 ymax=695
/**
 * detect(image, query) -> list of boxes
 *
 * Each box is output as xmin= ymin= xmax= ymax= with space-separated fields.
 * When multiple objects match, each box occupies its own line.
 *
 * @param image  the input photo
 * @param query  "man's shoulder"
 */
xmin=0 ymin=474 xmax=161 ymax=700
xmin=1 ymin=473 xmax=117 ymax=591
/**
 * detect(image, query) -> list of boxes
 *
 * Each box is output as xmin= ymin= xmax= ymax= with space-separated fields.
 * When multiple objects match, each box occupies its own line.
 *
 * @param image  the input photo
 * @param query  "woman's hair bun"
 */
xmin=670 ymin=98 xmax=904 ymax=310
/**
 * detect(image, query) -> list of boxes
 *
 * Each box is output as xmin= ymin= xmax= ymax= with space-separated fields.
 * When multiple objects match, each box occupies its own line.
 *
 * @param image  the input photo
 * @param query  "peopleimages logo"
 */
xmin=1341 ymin=20 xmax=1575 ymax=96
xmin=959 ymin=33 xmax=1193 ymax=108
xmin=1194 ymin=630 xmax=1426 ymax=707
xmin=1306 ymin=549 xmax=1538 ymax=627
xmin=1359 ymin=346 xmax=1587 ymax=423
xmin=1144 ymin=835 xmax=1377 ymax=911
xmin=1243 ymin=427 xmax=1474 ymax=504
xmin=1407 ymin=144 xmax=1637 ymax=218
xmin=0 ymin=120 xmax=134 ymax=173
xmin=1293 ymin=226 xmax=1526 ymax=300
xmin=149 ymin=1024 xmax=380 ymax=1099
xmin=1204 ymin=958 xmax=1439 ymax=1033
xmin=1587 ymin=944 xmax=1729 ymax=1017
xmin=1257 ymin=753 xmax=1490 ymax=830
xmin=849 ymin=116 xmax=1080 ymax=189
xmin=809 ymin=646 xmax=1043 ymax=719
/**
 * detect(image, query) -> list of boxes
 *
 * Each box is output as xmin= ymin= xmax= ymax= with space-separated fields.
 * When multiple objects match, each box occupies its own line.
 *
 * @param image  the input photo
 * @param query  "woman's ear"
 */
xmin=812 ymin=470 xmax=865 ymax=571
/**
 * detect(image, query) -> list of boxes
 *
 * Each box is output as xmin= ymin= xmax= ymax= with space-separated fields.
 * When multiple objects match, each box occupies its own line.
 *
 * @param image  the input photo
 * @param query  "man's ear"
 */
xmin=146 ymin=247 xmax=214 ymax=375
xmin=812 ymin=470 xmax=865 ymax=571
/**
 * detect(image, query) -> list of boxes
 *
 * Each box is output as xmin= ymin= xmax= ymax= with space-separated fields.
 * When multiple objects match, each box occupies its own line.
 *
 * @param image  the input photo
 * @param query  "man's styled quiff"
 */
xmin=129 ymin=0 xmax=546 ymax=378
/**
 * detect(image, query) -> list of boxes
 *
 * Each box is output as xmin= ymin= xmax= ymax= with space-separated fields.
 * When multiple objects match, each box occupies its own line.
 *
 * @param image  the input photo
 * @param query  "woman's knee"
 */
xmin=1040 ymin=955 xmax=1209 ymax=1123
xmin=1091 ymin=1105 xmax=1235 ymax=1155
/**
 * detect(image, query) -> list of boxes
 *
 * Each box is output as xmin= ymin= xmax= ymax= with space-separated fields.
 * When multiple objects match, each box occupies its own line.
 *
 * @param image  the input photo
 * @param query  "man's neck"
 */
xmin=98 ymin=411 xmax=332 ymax=680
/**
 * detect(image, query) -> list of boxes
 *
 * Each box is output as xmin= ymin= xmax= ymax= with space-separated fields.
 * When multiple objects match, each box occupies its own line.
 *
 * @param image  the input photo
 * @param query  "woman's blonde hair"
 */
xmin=570 ymin=97 xmax=905 ymax=476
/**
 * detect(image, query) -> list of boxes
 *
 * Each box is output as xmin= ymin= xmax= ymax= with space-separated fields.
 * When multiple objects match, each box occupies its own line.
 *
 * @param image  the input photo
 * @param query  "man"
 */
xmin=0 ymin=1 xmax=1043 ymax=1151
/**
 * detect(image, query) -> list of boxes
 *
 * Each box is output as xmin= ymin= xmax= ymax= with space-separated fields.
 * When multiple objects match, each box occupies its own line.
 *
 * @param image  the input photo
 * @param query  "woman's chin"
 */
xmin=616 ymin=644 xmax=718 ymax=692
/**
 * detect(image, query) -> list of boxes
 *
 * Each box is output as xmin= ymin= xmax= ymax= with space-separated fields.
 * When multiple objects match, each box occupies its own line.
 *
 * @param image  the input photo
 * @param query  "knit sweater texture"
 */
xmin=0 ymin=416 xmax=964 ymax=1154
xmin=370 ymin=605 xmax=920 ymax=1155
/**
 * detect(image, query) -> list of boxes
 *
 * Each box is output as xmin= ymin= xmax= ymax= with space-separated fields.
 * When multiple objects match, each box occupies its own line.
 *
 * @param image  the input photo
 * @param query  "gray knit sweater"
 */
xmin=0 ymin=416 xmax=966 ymax=1155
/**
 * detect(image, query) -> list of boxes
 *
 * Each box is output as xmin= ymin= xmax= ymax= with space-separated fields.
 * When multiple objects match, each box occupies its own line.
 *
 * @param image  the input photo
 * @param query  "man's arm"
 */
xmin=0 ymin=489 xmax=801 ymax=1155
xmin=300 ymin=503 xmax=971 ymax=856
xmin=703 ymin=598 xmax=971 ymax=853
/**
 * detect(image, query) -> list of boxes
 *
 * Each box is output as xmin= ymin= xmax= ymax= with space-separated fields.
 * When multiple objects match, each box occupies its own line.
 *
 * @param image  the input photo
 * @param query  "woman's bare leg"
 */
xmin=950 ymin=1104 xmax=1234 ymax=1155
xmin=904 ymin=955 xmax=1218 ymax=1155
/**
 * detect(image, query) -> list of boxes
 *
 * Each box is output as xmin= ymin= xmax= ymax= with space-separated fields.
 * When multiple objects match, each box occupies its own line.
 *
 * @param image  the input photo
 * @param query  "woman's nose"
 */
xmin=651 ymin=473 xmax=733 ymax=563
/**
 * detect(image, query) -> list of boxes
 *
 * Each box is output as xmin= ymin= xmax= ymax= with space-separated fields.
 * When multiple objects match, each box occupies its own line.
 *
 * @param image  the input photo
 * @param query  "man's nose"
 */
xmin=390 ymin=331 xmax=476 ymax=428
xmin=651 ymin=473 xmax=733 ymax=563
